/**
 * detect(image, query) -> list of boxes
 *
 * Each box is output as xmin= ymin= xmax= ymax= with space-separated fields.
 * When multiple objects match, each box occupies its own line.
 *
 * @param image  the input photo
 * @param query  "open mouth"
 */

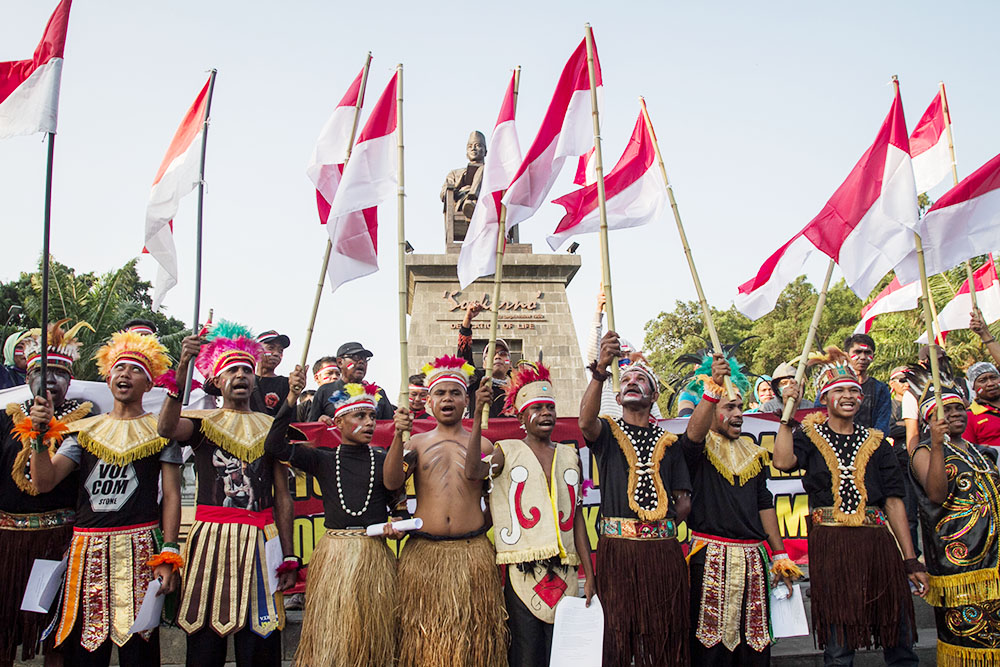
xmin=115 ymin=380 xmax=132 ymax=391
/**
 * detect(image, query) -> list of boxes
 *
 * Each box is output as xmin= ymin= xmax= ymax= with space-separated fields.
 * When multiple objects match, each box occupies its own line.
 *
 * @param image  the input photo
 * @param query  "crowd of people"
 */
xmin=0 ymin=301 xmax=999 ymax=667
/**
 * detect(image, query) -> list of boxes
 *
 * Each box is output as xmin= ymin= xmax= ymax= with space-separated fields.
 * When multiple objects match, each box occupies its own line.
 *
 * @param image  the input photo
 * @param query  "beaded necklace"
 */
xmin=335 ymin=445 xmax=375 ymax=517
xmin=617 ymin=418 xmax=663 ymax=514
xmin=945 ymin=437 xmax=997 ymax=475
xmin=815 ymin=422 xmax=868 ymax=515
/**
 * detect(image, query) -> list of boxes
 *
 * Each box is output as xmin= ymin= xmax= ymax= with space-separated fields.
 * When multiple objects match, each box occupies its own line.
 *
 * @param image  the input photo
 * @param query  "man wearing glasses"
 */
xmin=308 ymin=342 xmax=395 ymax=421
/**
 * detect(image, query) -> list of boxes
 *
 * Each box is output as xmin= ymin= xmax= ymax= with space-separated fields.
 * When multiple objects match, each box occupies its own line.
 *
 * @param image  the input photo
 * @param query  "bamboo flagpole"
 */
xmin=938 ymin=81 xmax=978 ymax=311
xmin=37 ymin=132 xmax=56 ymax=417
xmin=915 ymin=230 xmax=946 ymax=421
xmin=183 ymin=69 xmax=218 ymax=405
xmin=584 ymin=24 xmax=622 ymax=392
xmin=299 ymin=53 xmax=373 ymax=369
xmin=639 ymin=98 xmax=737 ymax=400
xmin=481 ymin=66 xmax=521 ymax=429
xmin=781 ymin=259 xmax=835 ymax=423
xmin=395 ymin=64 xmax=409 ymax=423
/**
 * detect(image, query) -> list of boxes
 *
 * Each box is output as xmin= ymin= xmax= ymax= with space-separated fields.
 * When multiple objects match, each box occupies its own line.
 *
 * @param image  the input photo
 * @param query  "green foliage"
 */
xmin=0 ymin=255 xmax=190 ymax=380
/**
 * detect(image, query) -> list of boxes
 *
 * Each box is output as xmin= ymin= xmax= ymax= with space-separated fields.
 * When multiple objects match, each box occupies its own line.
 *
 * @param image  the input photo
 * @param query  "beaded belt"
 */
xmin=598 ymin=516 xmax=677 ymax=540
xmin=811 ymin=506 xmax=887 ymax=527
xmin=689 ymin=531 xmax=762 ymax=548
xmin=0 ymin=507 xmax=75 ymax=531
xmin=73 ymin=520 xmax=159 ymax=537
xmin=326 ymin=528 xmax=366 ymax=538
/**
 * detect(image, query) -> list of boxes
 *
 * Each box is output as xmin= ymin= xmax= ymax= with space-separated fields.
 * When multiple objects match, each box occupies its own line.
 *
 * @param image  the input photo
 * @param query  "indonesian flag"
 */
xmin=917 ymin=257 xmax=1000 ymax=343
xmin=306 ymin=67 xmax=366 ymax=224
xmin=852 ymin=275 xmax=920 ymax=333
xmin=457 ymin=71 xmax=522 ymax=288
xmin=547 ymin=111 xmax=666 ymax=250
xmin=574 ymin=146 xmax=596 ymax=186
xmin=145 ymin=77 xmax=212 ymax=310
xmin=736 ymin=84 xmax=919 ymax=319
xmin=0 ymin=0 xmax=72 ymax=139
xmin=895 ymin=151 xmax=1000 ymax=285
xmin=324 ymin=72 xmax=397 ymax=292
xmin=501 ymin=36 xmax=601 ymax=228
xmin=909 ymin=89 xmax=952 ymax=194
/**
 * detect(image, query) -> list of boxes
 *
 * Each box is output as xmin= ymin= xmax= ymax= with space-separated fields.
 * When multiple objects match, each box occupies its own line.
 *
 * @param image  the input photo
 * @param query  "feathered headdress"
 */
xmin=194 ymin=320 xmax=262 ymax=379
xmin=807 ymin=346 xmax=858 ymax=396
xmin=684 ymin=354 xmax=751 ymax=399
xmin=22 ymin=319 xmax=93 ymax=375
xmin=422 ymin=355 xmax=476 ymax=391
xmin=328 ymin=382 xmax=381 ymax=418
xmin=671 ymin=337 xmax=756 ymax=409
xmin=95 ymin=330 xmax=171 ymax=382
xmin=504 ymin=361 xmax=555 ymax=414
xmin=904 ymin=365 xmax=966 ymax=422
xmin=620 ymin=351 xmax=662 ymax=391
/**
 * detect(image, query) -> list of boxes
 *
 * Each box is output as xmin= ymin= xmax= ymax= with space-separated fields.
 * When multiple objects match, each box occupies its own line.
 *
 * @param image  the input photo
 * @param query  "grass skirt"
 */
xmin=294 ymin=530 xmax=397 ymax=667
xmin=397 ymin=532 xmax=508 ymax=667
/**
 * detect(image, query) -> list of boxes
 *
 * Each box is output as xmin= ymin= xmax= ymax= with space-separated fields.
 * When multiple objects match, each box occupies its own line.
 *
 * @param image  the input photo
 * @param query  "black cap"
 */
xmin=337 ymin=341 xmax=373 ymax=358
xmin=256 ymin=330 xmax=290 ymax=348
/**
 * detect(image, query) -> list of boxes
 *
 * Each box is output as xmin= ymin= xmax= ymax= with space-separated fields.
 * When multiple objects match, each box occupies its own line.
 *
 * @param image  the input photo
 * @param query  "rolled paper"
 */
xmin=366 ymin=517 xmax=423 ymax=537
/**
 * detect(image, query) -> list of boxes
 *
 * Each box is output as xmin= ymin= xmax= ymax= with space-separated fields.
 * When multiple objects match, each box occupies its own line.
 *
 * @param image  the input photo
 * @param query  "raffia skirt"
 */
xmin=397 ymin=530 xmax=508 ymax=667
xmin=294 ymin=529 xmax=397 ymax=667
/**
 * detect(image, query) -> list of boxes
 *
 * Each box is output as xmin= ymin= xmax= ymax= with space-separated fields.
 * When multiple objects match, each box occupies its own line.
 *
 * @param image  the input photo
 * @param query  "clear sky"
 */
xmin=2 ymin=1 xmax=998 ymax=397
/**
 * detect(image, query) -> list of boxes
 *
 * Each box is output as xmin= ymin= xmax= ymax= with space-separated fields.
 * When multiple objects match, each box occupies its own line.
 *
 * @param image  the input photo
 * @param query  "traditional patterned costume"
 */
xmin=586 ymin=354 xmax=692 ymax=666
xmin=682 ymin=358 xmax=799 ymax=665
xmin=0 ymin=322 xmax=91 ymax=666
xmin=174 ymin=322 xmax=285 ymax=660
xmin=790 ymin=348 xmax=917 ymax=660
xmin=488 ymin=362 xmax=582 ymax=666
xmin=48 ymin=331 xmax=182 ymax=664
xmin=907 ymin=368 xmax=1000 ymax=666
xmin=266 ymin=382 xmax=398 ymax=667
xmin=397 ymin=356 xmax=508 ymax=667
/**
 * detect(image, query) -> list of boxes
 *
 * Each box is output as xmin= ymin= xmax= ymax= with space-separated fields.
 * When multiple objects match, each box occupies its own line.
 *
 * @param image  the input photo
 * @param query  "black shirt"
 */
xmin=585 ymin=417 xmax=691 ymax=521
xmin=0 ymin=408 xmax=80 ymax=513
xmin=252 ymin=375 xmax=290 ymax=417
xmin=791 ymin=423 xmax=905 ymax=510
xmin=680 ymin=434 xmax=773 ymax=541
xmin=184 ymin=428 xmax=276 ymax=512
xmin=308 ymin=379 xmax=396 ymax=422
xmin=457 ymin=324 xmax=507 ymax=418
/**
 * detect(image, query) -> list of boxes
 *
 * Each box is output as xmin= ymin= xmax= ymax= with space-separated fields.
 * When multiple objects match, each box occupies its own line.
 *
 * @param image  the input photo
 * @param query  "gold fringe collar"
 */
xmin=67 ymin=413 xmax=168 ymax=466
xmin=704 ymin=431 xmax=768 ymax=487
xmin=8 ymin=400 xmax=93 ymax=496
xmin=183 ymin=409 xmax=272 ymax=463
xmin=605 ymin=416 xmax=677 ymax=521
xmin=801 ymin=412 xmax=882 ymax=527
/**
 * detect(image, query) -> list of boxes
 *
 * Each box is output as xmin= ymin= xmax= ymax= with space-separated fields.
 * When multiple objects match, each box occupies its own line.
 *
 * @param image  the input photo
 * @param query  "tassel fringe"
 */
xmin=937 ymin=640 xmax=1000 ymax=667
xmin=927 ymin=568 xmax=1000 ymax=607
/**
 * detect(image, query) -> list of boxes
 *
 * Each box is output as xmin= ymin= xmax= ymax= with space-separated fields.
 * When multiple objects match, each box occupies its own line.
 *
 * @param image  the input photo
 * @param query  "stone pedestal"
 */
xmin=405 ymin=250 xmax=585 ymax=417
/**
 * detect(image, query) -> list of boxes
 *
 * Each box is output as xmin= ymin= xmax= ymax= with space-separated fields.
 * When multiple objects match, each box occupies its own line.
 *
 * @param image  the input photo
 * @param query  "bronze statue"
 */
xmin=441 ymin=131 xmax=487 ymax=219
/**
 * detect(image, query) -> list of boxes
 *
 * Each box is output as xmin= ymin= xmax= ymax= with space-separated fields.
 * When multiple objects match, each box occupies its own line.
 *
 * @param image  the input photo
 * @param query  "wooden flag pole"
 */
xmin=299 ymin=53 xmax=373 ymax=369
xmin=395 ymin=64 xmax=409 ymax=430
xmin=37 ymin=132 xmax=56 ymax=418
xmin=938 ymin=81 xmax=978 ymax=311
xmin=183 ymin=69 xmax=218 ymax=405
xmin=781 ymin=258 xmax=835 ymax=424
xmin=482 ymin=66 xmax=521 ymax=429
xmin=584 ymin=24 xmax=621 ymax=392
xmin=640 ymin=97 xmax=737 ymax=400
xmin=916 ymin=231 xmax=946 ymax=421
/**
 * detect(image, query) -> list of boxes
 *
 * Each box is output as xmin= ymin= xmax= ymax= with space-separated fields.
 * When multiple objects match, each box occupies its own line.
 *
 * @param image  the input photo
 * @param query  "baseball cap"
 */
xmin=337 ymin=342 xmax=373 ymax=359
xmin=256 ymin=331 xmax=291 ymax=348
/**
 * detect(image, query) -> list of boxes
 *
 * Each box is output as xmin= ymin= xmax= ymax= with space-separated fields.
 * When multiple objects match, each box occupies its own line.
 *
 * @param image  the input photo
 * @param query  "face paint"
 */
xmin=352 ymin=424 xmax=364 ymax=434
xmin=346 ymin=361 xmax=356 ymax=371
xmin=529 ymin=412 xmax=538 ymax=423
xmin=225 ymin=378 xmax=233 ymax=393
xmin=833 ymin=398 xmax=840 ymax=410
xmin=721 ymin=415 xmax=730 ymax=424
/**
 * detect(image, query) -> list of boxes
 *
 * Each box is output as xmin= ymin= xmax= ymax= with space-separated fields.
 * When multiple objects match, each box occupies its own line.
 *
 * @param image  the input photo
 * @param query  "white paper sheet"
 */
xmin=770 ymin=583 xmax=810 ymax=638
xmin=127 ymin=579 xmax=164 ymax=634
xmin=264 ymin=535 xmax=282 ymax=594
xmin=365 ymin=517 xmax=423 ymax=536
xmin=20 ymin=557 xmax=67 ymax=613
xmin=549 ymin=595 xmax=603 ymax=667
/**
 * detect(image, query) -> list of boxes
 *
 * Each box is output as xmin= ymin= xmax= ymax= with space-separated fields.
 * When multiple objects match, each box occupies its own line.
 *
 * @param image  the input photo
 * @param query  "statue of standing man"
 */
xmin=441 ymin=131 xmax=487 ymax=219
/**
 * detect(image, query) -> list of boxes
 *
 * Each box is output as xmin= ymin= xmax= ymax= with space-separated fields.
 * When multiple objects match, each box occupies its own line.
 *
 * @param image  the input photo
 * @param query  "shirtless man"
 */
xmin=384 ymin=356 xmax=507 ymax=667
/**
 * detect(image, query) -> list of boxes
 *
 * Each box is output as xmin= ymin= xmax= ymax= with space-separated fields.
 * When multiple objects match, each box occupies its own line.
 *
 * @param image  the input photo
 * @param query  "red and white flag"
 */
xmin=736 ymin=84 xmax=919 ymax=319
xmin=0 ymin=0 xmax=72 ymax=139
xmin=306 ymin=67 xmax=366 ymax=224
xmin=501 ymin=36 xmax=601 ymax=228
xmin=852 ymin=275 xmax=920 ymax=333
xmin=144 ymin=77 xmax=211 ymax=309
xmin=909 ymin=89 xmax=952 ymax=194
xmin=324 ymin=72 xmax=398 ymax=292
xmin=547 ymin=111 xmax=666 ymax=250
xmin=895 ymin=150 xmax=1000 ymax=285
xmin=917 ymin=258 xmax=1000 ymax=343
xmin=457 ymin=71 xmax=522 ymax=288
xmin=573 ymin=146 xmax=596 ymax=186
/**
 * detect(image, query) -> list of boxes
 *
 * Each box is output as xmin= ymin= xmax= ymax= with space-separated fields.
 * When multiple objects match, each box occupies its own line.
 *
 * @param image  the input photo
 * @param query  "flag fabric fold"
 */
xmin=501 ymin=36 xmax=601 ymax=228
xmin=144 ymin=77 xmax=211 ymax=310
xmin=852 ymin=275 xmax=920 ymax=333
xmin=547 ymin=110 xmax=666 ymax=250
xmin=324 ymin=72 xmax=398 ymax=292
xmin=457 ymin=71 xmax=522 ymax=288
xmin=909 ymin=91 xmax=952 ymax=195
xmin=0 ymin=0 xmax=72 ymax=139
xmin=917 ymin=258 xmax=999 ymax=343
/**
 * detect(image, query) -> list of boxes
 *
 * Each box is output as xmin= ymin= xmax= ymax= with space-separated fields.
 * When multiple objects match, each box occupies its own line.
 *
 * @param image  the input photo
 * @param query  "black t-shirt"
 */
xmin=791 ymin=423 xmax=905 ymax=510
xmin=252 ymin=375 xmax=290 ymax=417
xmin=185 ymin=429 xmax=275 ymax=511
xmin=308 ymin=379 xmax=395 ymax=422
xmin=0 ymin=403 xmax=83 ymax=514
xmin=585 ymin=417 xmax=690 ymax=521
xmin=680 ymin=434 xmax=772 ymax=541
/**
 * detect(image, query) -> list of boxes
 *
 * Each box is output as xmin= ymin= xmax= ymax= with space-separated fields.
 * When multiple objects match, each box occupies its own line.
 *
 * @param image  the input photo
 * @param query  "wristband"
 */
xmin=283 ymin=555 xmax=302 ymax=566
xmin=701 ymin=392 xmax=720 ymax=404
xmin=771 ymin=551 xmax=789 ymax=561
xmin=162 ymin=541 xmax=180 ymax=550
xmin=587 ymin=361 xmax=611 ymax=382
xmin=148 ymin=550 xmax=185 ymax=572
xmin=770 ymin=554 xmax=802 ymax=579
xmin=984 ymin=337 xmax=997 ymax=345
xmin=904 ymin=557 xmax=927 ymax=574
